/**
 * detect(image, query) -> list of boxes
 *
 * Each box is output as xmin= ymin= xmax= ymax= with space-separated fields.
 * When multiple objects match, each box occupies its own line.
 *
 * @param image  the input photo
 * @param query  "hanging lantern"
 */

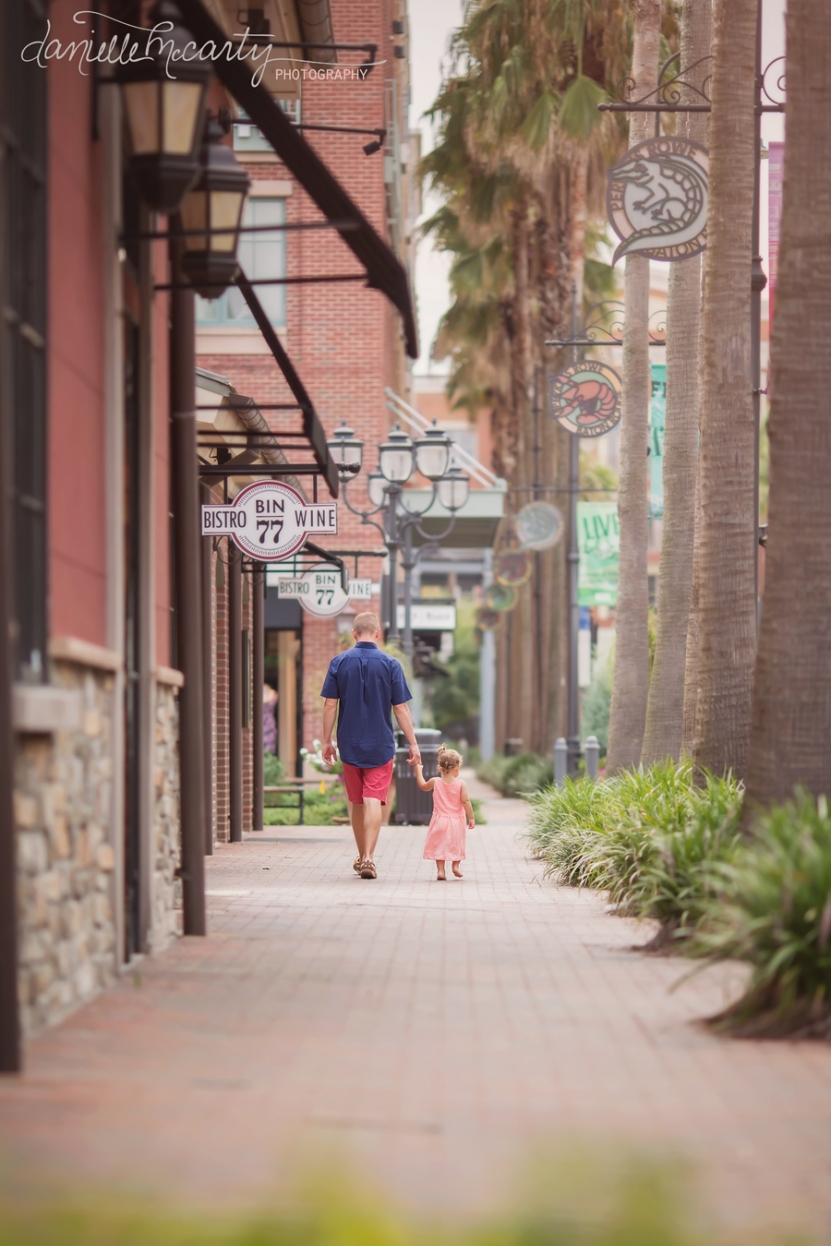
xmin=179 ymin=114 xmax=251 ymax=298
xmin=327 ymin=423 xmax=364 ymax=482
xmin=437 ymin=467 xmax=470 ymax=513
xmin=378 ymin=426 xmax=414 ymax=483
xmin=414 ymin=420 xmax=452 ymax=482
xmin=367 ymin=470 xmax=386 ymax=508
xmin=117 ymin=0 xmax=212 ymax=213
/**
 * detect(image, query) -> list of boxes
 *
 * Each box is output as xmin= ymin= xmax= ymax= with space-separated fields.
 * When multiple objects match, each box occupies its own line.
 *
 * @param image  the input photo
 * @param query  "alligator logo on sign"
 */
xmin=606 ymin=137 xmax=709 ymax=264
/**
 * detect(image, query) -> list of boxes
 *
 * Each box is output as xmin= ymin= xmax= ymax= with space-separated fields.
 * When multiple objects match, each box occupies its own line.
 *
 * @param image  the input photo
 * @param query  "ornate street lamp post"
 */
xmin=327 ymin=422 xmax=469 ymax=655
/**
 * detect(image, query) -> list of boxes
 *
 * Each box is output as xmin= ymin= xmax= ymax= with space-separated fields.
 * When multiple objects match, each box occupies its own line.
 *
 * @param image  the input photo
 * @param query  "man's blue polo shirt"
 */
xmin=320 ymin=642 xmax=411 ymax=768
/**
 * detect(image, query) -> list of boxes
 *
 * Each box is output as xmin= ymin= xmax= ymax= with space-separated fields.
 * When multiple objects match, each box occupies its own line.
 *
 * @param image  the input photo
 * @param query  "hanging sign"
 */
xmin=549 ymin=362 xmax=622 ymax=438
xmin=495 ymin=549 xmax=531 ymax=587
xmin=484 ymin=581 xmax=517 ymax=613
xmin=515 ymin=501 xmax=564 ymax=551
xmin=577 ymin=501 xmax=619 ymax=607
xmin=476 ymin=608 xmax=503 ymax=632
xmin=201 ymin=481 xmax=337 ymax=561
xmin=279 ymin=564 xmax=350 ymax=617
xmin=348 ymin=579 xmax=375 ymax=600
xmin=649 ymin=363 xmax=667 ymax=519
xmin=396 ymin=603 xmax=457 ymax=632
xmin=606 ymin=137 xmax=709 ymax=264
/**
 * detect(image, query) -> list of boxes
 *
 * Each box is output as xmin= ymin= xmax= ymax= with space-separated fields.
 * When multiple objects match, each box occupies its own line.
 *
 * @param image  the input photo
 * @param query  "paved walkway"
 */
xmin=1 ymin=778 xmax=830 ymax=1238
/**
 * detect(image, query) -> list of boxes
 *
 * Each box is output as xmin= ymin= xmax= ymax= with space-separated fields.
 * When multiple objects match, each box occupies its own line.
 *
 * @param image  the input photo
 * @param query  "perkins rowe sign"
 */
xmin=201 ymin=481 xmax=337 ymax=561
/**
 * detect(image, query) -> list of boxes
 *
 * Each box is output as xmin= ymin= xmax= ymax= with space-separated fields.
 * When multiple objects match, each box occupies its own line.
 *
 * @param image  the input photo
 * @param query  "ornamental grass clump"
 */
xmin=693 ymin=790 xmax=831 ymax=1037
xmin=526 ymin=762 xmax=743 ymax=945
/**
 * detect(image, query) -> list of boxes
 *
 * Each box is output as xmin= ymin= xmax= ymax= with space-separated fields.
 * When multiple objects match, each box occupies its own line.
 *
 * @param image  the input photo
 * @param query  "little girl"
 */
xmin=416 ymin=745 xmax=475 ymax=880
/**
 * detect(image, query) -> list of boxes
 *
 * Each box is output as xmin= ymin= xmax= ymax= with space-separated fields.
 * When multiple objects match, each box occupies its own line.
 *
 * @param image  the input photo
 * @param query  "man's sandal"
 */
xmin=353 ymin=856 xmax=363 ymax=873
xmin=360 ymin=860 xmax=377 ymax=879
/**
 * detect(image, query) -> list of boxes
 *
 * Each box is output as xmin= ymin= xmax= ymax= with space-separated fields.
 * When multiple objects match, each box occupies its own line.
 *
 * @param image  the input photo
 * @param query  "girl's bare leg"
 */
xmin=452 ymin=861 xmax=463 ymax=878
xmin=436 ymin=860 xmax=446 ymax=880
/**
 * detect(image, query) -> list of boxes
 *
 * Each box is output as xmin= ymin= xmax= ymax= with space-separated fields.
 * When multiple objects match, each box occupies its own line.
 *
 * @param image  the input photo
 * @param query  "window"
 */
xmin=196 ymin=197 xmax=287 ymax=327
xmin=233 ymin=102 xmax=300 ymax=153
xmin=0 ymin=0 xmax=48 ymax=682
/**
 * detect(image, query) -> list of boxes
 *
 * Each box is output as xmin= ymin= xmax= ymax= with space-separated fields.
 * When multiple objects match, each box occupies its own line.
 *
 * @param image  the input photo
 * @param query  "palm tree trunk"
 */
xmin=641 ymin=0 xmax=712 ymax=765
xmin=606 ymin=0 xmax=661 ymax=772
xmin=692 ymin=0 xmax=758 ymax=779
xmin=744 ymin=0 xmax=831 ymax=808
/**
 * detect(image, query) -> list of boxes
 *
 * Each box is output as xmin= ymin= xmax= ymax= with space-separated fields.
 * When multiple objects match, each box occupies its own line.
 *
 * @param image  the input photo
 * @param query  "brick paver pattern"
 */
xmin=1 ymin=779 xmax=830 ymax=1238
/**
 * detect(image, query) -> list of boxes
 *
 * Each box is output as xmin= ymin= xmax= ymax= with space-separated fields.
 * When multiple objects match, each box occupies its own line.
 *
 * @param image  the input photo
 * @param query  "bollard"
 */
xmin=584 ymin=735 xmax=600 ymax=781
xmin=554 ymin=737 xmax=568 ymax=786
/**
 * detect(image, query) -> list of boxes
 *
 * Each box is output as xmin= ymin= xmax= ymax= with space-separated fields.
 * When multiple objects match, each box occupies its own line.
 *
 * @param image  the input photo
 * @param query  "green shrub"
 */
xmin=477 ymin=751 xmax=553 ymax=797
xmin=693 ymin=790 xmax=831 ymax=1035
xmin=526 ymin=761 xmax=743 ymax=943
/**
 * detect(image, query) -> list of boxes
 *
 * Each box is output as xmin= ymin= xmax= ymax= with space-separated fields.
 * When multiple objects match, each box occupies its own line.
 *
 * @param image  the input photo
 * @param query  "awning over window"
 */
xmin=176 ymin=0 xmax=419 ymax=359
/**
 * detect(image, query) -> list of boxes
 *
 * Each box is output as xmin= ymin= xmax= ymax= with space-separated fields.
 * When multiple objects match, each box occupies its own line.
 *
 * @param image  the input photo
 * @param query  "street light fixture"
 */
xmin=117 ymin=0 xmax=212 ymax=213
xmin=437 ymin=466 xmax=470 ymax=513
xmin=378 ymin=425 xmax=414 ymax=483
xmin=180 ymin=113 xmax=251 ymax=298
xmin=326 ymin=422 xmax=364 ymax=481
xmin=414 ymin=420 xmax=452 ymax=482
xmin=367 ymin=469 xmax=385 ymax=508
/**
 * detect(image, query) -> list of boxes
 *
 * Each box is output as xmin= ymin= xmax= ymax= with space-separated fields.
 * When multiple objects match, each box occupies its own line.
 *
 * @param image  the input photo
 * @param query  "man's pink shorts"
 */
xmin=342 ymin=759 xmax=395 ymax=805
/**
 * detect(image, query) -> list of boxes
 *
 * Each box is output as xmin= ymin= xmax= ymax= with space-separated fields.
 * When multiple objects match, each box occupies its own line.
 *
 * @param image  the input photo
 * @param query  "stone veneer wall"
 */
xmin=15 ymin=661 xmax=118 ymax=1035
xmin=150 ymin=680 xmax=182 ymax=952
xmin=15 ymin=665 xmax=184 ymax=1035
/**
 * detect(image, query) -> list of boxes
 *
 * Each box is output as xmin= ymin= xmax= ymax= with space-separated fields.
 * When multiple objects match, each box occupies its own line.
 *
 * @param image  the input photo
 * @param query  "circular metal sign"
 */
xmin=214 ymin=480 xmax=337 ymax=562
xmin=484 ymin=581 xmax=517 ymax=613
xmin=298 ymin=563 xmax=350 ymax=618
xmin=495 ymin=549 xmax=531 ymax=587
xmin=606 ymin=136 xmax=709 ymax=264
xmin=549 ymin=362 xmax=622 ymax=438
xmin=476 ymin=608 xmax=503 ymax=632
xmin=515 ymin=501 xmax=564 ymax=551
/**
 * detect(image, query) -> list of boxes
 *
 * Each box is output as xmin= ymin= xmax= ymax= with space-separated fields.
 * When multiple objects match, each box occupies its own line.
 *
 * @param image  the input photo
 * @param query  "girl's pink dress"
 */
xmin=423 ymin=777 xmax=467 ymax=861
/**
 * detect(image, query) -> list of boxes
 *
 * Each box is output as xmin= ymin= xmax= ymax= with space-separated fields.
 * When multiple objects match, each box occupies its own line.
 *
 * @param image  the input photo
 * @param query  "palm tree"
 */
xmin=605 ymin=0 xmax=661 ymax=772
xmin=641 ymin=0 xmax=711 ymax=766
xmin=744 ymin=0 xmax=831 ymax=808
xmin=692 ymin=0 xmax=758 ymax=778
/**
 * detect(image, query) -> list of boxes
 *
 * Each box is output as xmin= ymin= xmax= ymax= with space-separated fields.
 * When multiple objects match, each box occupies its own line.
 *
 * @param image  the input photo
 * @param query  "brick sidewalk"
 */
xmin=1 ymin=790 xmax=830 ymax=1237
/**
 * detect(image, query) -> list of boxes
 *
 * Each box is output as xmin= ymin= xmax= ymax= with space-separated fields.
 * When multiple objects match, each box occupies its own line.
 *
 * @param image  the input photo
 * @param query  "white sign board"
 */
xmin=298 ymin=564 xmax=350 ymax=618
xmin=348 ymin=579 xmax=374 ymax=600
xmin=396 ymin=604 xmax=457 ymax=632
xmin=201 ymin=481 xmax=337 ymax=561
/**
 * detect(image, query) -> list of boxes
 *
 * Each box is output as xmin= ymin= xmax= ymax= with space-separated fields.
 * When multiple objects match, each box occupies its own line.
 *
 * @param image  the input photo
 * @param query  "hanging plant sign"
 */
xmin=549 ymin=362 xmax=622 ymax=438
xmin=515 ymin=501 xmax=564 ymax=551
xmin=606 ymin=136 xmax=709 ymax=264
xmin=484 ymin=581 xmax=517 ymax=613
xmin=495 ymin=549 xmax=531 ymax=587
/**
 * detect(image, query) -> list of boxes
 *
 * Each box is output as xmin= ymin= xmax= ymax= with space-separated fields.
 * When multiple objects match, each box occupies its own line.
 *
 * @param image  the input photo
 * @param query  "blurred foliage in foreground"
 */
xmin=0 ymin=1158 xmax=811 ymax=1246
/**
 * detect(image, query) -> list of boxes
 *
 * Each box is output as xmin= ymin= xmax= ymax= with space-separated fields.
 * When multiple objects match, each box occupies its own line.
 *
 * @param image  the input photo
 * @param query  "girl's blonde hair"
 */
xmin=437 ymin=744 xmax=463 ymax=773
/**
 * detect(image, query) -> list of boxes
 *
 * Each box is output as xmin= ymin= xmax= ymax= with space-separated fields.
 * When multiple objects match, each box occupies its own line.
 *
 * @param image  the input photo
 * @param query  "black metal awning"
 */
xmin=176 ymin=0 xmax=419 ymax=360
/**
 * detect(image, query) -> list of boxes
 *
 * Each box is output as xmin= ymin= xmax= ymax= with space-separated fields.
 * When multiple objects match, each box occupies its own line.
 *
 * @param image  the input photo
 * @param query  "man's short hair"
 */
xmin=353 ymin=611 xmax=380 ymax=637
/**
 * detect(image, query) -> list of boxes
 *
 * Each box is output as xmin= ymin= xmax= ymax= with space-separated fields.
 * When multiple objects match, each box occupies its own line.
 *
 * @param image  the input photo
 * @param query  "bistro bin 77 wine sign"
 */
xmin=201 ymin=480 xmax=337 ymax=561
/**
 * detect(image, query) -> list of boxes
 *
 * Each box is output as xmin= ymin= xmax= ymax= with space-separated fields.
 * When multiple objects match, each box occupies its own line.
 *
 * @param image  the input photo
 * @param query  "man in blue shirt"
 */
xmin=321 ymin=611 xmax=420 ymax=879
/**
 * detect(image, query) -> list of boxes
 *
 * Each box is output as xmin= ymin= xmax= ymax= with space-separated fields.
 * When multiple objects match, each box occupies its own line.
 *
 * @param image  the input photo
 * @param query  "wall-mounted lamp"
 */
xmin=117 ymin=0 xmax=212 ymax=213
xmin=179 ymin=112 xmax=251 ymax=298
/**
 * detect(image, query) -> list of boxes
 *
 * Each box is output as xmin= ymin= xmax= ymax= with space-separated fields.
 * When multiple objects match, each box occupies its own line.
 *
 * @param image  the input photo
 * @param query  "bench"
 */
xmin=263 ymin=777 xmax=338 ymax=825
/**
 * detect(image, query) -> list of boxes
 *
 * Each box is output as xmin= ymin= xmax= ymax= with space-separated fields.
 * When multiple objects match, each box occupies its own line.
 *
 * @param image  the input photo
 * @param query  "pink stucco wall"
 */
xmin=47 ymin=0 xmax=107 ymax=646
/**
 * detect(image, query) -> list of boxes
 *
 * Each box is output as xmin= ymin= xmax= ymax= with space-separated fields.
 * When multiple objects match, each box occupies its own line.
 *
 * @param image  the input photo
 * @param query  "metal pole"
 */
xmin=386 ymin=485 xmax=400 ymax=643
xmin=0 ymin=313 xmax=20 ymax=1072
xmin=228 ymin=543 xmax=243 ymax=842
xmin=402 ymin=522 xmax=414 ymax=658
xmin=170 ymin=239 xmax=206 ymax=935
xmin=479 ymin=548 xmax=496 ymax=761
xmin=567 ymin=282 xmax=581 ymax=774
xmin=751 ymin=0 xmax=767 ymax=630
xmin=199 ymin=479 xmax=213 ymax=855
xmin=252 ymin=564 xmax=265 ymax=831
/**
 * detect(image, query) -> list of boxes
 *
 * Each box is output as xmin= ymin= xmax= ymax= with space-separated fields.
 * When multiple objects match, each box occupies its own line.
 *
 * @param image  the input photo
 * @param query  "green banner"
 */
xmin=578 ymin=501 xmax=619 ymax=607
xmin=649 ymin=362 xmax=666 ymax=519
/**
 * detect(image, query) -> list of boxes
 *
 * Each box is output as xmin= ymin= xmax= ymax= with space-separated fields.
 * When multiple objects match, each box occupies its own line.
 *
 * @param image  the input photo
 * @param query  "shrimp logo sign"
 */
xmin=201 ymin=481 xmax=337 ymax=560
xmin=548 ymin=362 xmax=622 ymax=439
xmin=606 ymin=137 xmax=709 ymax=264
